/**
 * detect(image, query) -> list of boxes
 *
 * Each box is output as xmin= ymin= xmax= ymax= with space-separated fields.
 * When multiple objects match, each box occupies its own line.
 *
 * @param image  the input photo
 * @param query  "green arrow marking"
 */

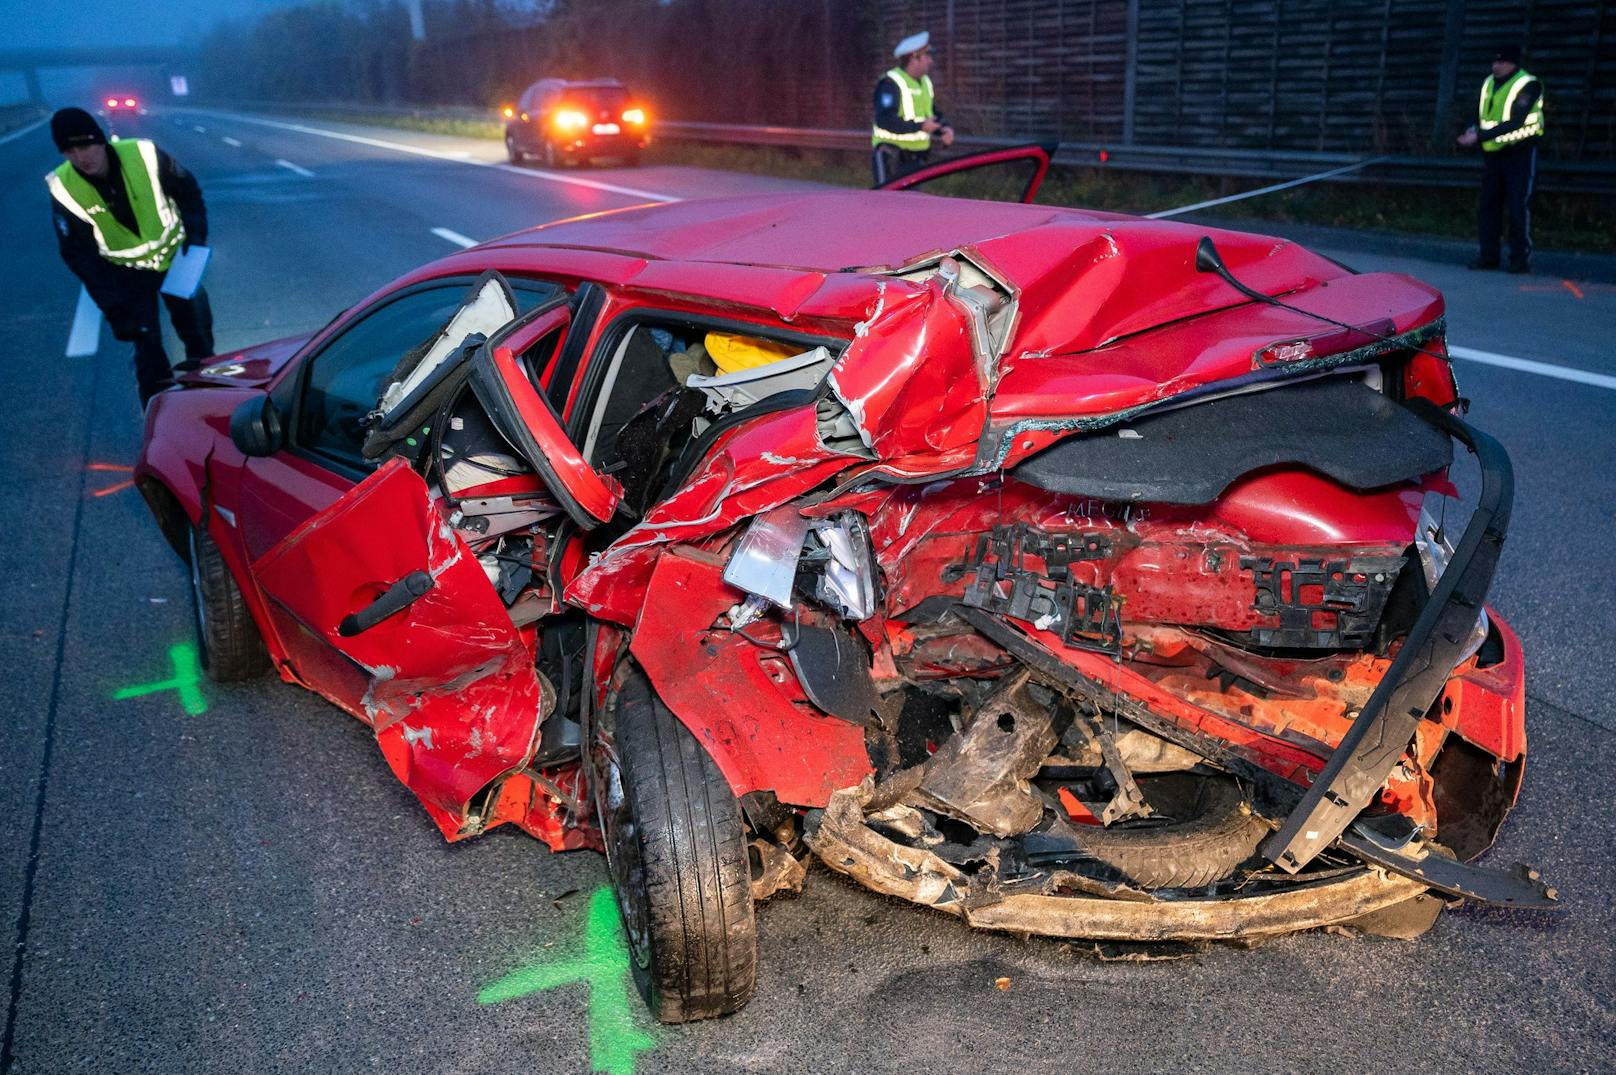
xmin=112 ymin=643 xmax=207 ymax=715
xmin=479 ymin=886 xmax=657 ymax=1075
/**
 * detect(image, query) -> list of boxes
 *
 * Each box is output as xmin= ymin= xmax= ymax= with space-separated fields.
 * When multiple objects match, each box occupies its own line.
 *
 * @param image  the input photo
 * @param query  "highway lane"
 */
xmin=2 ymin=111 xmax=1612 ymax=1073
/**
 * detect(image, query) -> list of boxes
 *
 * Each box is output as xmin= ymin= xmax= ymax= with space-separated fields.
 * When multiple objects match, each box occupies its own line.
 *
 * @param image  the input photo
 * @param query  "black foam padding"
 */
xmin=1012 ymin=378 xmax=1452 ymax=505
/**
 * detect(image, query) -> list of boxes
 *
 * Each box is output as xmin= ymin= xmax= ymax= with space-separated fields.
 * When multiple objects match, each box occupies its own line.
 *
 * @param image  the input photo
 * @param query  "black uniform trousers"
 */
xmin=1477 ymin=145 xmax=1536 ymax=268
xmin=97 ymin=268 xmax=215 ymax=406
xmin=871 ymin=144 xmax=930 ymax=186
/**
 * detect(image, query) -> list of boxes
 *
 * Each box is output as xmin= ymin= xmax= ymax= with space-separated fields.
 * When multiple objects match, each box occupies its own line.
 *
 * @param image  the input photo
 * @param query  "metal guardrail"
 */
xmin=654 ymin=120 xmax=1616 ymax=195
xmin=203 ymin=102 xmax=1616 ymax=195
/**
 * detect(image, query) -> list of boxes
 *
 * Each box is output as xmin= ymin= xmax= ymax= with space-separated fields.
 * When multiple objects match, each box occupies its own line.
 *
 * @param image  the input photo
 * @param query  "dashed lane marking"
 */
xmin=65 ymin=286 xmax=102 ymax=357
xmin=1448 ymin=345 xmax=1616 ymax=392
xmin=275 ymin=158 xmax=315 ymax=178
xmin=205 ymin=111 xmax=680 ymax=203
xmin=223 ymin=136 xmax=242 ymax=147
xmin=0 ymin=116 xmax=49 ymax=147
xmin=192 ymin=124 xmax=207 ymax=133
xmin=432 ymin=227 xmax=478 ymax=248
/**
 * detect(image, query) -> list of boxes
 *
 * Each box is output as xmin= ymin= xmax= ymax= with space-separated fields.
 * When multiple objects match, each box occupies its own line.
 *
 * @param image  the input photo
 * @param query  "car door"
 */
xmin=248 ymin=303 xmax=622 ymax=837
xmin=874 ymin=142 xmax=1055 ymax=203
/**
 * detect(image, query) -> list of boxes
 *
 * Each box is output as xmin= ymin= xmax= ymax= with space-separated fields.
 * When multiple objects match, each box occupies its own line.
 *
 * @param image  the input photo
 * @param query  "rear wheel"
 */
xmin=188 ymin=523 xmax=271 ymax=682
xmin=595 ymin=670 xmax=756 ymax=1022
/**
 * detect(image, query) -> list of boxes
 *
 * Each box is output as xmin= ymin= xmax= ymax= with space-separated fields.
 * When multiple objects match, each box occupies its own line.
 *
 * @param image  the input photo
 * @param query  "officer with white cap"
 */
xmin=871 ymin=30 xmax=954 ymax=184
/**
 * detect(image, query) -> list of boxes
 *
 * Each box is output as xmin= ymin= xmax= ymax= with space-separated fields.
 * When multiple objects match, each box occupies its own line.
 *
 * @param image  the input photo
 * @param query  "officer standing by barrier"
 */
xmin=46 ymin=107 xmax=215 ymax=407
xmin=1457 ymin=45 xmax=1546 ymax=274
xmin=871 ymin=31 xmax=955 ymax=185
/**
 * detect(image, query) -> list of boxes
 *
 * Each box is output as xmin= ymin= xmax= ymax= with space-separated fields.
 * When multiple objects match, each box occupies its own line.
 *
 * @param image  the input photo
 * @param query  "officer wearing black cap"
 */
xmin=1457 ymin=45 xmax=1546 ymax=274
xmin=871 ymin=31 xmax=955 ymax=185
xmin=46 ymin=107 xmax=214 ymax=406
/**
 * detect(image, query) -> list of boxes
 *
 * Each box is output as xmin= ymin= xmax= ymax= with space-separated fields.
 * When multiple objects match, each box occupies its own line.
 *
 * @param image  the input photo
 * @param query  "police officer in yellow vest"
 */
xmin=1456 ymin=45 xmax=1545 ymax=273
xmin=47 ymin=107 xmax=214 ymax=406
xmin=872 ymin=31 xmax=955 ymax=185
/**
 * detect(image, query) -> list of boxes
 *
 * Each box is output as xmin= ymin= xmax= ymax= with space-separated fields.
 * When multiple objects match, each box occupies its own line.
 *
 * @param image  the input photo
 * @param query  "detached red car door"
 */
xmin=247 ymin=301 xmax=619 ymax=838
xmin=252 ymin=455 xmax=549 ymax=837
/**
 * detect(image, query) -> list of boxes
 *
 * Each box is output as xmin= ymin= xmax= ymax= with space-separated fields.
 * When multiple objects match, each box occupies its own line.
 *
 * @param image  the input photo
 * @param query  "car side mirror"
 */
xmin=230 ymin=396 xmax=283 ymax=457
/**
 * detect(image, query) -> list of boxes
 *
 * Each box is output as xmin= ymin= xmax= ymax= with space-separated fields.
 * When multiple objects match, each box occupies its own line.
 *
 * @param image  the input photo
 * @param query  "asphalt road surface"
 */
xmin=2 ymin=111 xmax=1612 ymax=1074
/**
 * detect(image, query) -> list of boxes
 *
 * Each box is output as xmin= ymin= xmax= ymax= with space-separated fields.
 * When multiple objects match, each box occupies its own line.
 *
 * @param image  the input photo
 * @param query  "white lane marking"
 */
xmin=275 ymin=158 xmax=315 ymax=178
xmin=0 ymin=116 xmax=49 ymax=147
xmin=192 ymin=125 xmax=207 ymax=133
xmin=210 ymin=112 xmax=679 ymax=203
xmin=222 ymin=136 xmax=242 ymax=147
xmin=431 ymin=227 xmax=478 ymax=248
xmin=66 ymin=286 xmax=102 ymax=357
xmin=1448 ymin=345 xmax=1616 ymax=392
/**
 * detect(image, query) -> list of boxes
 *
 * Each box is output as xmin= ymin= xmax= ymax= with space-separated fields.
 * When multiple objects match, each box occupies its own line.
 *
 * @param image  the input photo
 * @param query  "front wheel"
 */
xmin=505 ymin=133 xmax=523 ymax=163
xmin=594 ymin=670 xmax=756 ymax=1022
xmin=187 ymin=523 xmax=271 ymax=682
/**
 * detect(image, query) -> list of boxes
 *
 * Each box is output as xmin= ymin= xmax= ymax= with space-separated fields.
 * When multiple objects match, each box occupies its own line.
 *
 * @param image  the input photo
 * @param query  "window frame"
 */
xmin=282 ymin=274 xmax=564 ymax=480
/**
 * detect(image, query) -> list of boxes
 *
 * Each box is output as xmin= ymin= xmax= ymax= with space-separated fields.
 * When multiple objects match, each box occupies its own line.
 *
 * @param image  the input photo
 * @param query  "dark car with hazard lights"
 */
xmin=135 ymin=145 xmax=1554 ymax=1024
xmin=503 ymin=78 xmax=649 ymax=168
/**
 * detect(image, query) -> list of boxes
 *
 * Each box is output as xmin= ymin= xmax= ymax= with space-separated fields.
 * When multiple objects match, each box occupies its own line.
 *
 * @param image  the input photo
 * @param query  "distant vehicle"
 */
xmin=102 ymin=96 xmax=140 ymax=114
xmin=503 ymin=78 xmax=649 ymax=168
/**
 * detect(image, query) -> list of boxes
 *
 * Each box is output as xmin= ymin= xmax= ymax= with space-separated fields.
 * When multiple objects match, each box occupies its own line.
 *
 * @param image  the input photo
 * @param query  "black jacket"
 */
xmin=51 ymin=144 xmax=207 ymax=313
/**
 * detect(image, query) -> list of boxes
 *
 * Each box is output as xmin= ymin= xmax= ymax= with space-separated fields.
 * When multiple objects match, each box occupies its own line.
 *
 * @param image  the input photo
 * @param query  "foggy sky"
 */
xmin=0 ymin=0 xmax=300 ymax=49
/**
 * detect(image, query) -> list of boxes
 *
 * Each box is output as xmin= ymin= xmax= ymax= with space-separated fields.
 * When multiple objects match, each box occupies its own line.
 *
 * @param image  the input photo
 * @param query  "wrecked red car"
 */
xmin=137 ymin=146 xmax=1553 ymax=1024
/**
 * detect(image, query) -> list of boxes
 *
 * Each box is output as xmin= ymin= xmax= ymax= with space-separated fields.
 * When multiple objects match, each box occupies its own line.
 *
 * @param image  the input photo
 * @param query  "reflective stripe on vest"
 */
xmin=872 ymin=68 xmax=934 ymax=151
xmin=46 ymin=139 xmax=185 ymax=271
xmin=1478 ymin=70 xmax=1545 ymax=152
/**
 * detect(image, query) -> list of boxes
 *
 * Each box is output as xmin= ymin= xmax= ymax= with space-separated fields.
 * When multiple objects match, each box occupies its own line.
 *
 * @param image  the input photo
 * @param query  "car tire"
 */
xmin=541 ymin=139 xmax=559 ymax=169
xmin=596 ymin=670 xmax=757 ymax=1023
xmin=1060 ymin=772 xmax=1267 ymax=889
xmin=505 ymin=133 xmax=523 ymax=163
xmin=188 ymin=522 xmax=271 ymax=682
xmin=622 ymin=148 xmax=642 ymax=168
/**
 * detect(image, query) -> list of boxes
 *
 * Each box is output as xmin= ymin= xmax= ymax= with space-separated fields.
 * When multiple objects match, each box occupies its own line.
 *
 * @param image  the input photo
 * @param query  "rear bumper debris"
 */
xmin=805 ymin=783 xmax=1431 ymax=942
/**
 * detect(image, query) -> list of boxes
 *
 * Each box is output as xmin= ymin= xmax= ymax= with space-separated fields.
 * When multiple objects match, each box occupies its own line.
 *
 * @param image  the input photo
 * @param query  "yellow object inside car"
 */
xmin=705 ymin=331 xmax=800 ymax=374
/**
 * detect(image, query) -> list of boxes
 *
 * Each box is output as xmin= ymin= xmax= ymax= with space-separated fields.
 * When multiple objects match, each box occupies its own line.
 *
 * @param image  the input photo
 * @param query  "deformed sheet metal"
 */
xmin=807 ymin=784 xmax=1430 ymax=942
xmin=907 ymin=671 xmax=1057 ymax=837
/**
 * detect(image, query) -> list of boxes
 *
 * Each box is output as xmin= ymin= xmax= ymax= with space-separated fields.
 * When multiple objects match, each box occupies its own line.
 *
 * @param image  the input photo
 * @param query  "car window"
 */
xmin=296 ymin=279 xmax=562 ymax=470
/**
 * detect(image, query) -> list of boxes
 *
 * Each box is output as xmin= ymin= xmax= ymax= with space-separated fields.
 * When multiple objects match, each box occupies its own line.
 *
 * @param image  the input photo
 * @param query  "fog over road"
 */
xmin=2 ymin=110 xmax=1612 ymax=1073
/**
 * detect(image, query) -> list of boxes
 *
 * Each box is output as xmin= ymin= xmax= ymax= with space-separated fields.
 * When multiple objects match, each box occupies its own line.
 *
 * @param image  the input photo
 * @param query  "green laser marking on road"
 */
xmin=112 ymin=643 xmax=208 ymax=715
xmin=478 ymin=886 xmax=656 ymax=1075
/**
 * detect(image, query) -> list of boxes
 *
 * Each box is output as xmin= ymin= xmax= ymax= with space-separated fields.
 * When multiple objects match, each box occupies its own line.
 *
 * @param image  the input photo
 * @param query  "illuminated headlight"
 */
xmin=722 ymin=508 xmax=878 ymax=621
xmin=1415 ymin=504 xmax=1488 ymax=663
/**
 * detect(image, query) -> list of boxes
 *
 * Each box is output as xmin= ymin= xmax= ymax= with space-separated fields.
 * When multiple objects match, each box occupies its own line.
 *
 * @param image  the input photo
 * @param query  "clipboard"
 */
xmin=160 ymin=245 xmax=211 ymax=299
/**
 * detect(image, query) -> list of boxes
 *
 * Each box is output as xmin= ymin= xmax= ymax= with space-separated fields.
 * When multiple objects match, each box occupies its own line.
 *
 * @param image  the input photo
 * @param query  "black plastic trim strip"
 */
xmin=1261 ymin=403 xmax=1513 ymax=872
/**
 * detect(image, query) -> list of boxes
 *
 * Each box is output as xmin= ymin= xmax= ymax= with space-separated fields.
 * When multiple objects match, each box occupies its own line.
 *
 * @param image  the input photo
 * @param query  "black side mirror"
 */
xmin=229 ymin=396 xmax=283 ymax=457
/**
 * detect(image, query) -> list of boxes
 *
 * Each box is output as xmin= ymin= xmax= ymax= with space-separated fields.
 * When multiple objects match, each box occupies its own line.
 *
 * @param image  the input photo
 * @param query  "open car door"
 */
xmin=874 ymin=141 xmax=1055 ymax=203
xmin=251 ymin=286 xmax=623 ymax=838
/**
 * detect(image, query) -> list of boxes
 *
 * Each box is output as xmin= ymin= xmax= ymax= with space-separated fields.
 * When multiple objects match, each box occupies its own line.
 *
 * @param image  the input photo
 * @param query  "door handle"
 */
xmin=338 ymin=570 xmax=435 ymax=637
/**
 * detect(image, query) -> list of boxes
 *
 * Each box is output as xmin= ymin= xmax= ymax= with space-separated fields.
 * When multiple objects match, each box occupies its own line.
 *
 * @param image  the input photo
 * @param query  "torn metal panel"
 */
xmin=748 ymin=839 xmax=807 ymax=901
xmin=806 ymin=784 xmax=1431 ymax=942
xmin=253 ymin=457 xmax=552 ymax=839
xmin=629 ymin=549 xmax=872 ymax=807
xmin=908 ymin=672 xmax=1059 ymax=837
